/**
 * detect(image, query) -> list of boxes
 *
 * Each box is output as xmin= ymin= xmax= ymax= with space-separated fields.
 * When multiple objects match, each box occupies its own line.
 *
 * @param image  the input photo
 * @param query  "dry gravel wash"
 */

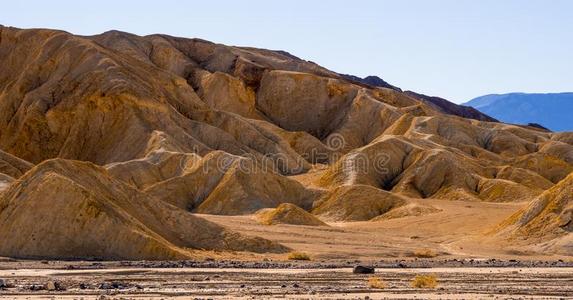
xmin=0 ymin=266 xmax=572 ymax=299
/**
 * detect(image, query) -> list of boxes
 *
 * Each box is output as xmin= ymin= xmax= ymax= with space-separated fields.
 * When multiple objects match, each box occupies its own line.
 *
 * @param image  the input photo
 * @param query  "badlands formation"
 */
xmin=0 ymin=25 xmax=572 ymax=260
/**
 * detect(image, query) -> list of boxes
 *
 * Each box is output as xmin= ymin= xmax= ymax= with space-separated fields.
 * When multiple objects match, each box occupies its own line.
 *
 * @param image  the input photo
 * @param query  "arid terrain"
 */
xmin=0 ymin=25 xmax=572 ymax=298
xmin=0 ymin=259 xmax=572 ymax=299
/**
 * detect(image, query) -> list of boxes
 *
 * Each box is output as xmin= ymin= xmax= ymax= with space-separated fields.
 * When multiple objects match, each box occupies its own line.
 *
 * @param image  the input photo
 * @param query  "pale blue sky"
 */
xmin=2 ymin=0 xmax=572 ymax=103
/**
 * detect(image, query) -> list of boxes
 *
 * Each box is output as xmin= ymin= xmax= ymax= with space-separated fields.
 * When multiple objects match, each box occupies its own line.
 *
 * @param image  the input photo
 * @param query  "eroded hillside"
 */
xmin=0 ymin=25 xmax=571 ymax=259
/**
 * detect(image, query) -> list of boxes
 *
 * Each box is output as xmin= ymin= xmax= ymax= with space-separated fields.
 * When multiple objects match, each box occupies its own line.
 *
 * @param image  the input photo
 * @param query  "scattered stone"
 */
xmin=99 ymin=282 xmax=128 ymax=290
xmin=29 ymin=284 xmax=44 ymax=291
xmin=45 ymin=281 xmax=65 ymax=291
xmin=46 ymin=281 xmax=56 ymax=291
xmin=46 ymin=281 xmax=66 ymax=291
xmin=99 ymin=282 xmax=112 ymax=290
xmin=353 ymin=265 xmax=375 ymax=274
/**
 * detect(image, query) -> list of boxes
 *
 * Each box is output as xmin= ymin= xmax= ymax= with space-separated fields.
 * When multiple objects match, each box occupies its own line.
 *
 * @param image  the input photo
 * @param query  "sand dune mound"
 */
xmin=255 ymin=203 xmax=327 ymax=226
xmin=0 ymin=159 xmax=287 ymax=260
xmin=312 ymin=185 xmax=405 ymax=221
xmin=499 ymin=173 xmax=573 ymax=254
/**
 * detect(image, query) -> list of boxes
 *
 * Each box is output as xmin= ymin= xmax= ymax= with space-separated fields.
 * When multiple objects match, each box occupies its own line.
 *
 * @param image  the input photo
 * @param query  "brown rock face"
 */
xmin=0 ymin=25 xmax=572 ymax=258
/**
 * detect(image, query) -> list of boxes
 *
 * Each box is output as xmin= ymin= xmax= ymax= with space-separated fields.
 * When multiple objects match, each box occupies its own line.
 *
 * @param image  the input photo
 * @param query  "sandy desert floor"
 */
xmin=201 ymin=198 xmax=563 ymax=260
xmin=0 ymin=263 xmax=572 ymax=299
xmin=1 ymin=199 xmax=572 ymax=299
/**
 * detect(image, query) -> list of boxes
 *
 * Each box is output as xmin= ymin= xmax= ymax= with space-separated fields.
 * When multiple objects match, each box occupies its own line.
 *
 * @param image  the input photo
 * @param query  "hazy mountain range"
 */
xmin=464 ymin=93 xmax=573 ymax=132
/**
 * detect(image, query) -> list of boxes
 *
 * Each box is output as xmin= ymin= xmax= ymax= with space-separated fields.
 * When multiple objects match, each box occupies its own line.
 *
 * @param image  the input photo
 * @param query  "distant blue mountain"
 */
xmin=463 ymin=93 xmax=573 ymax=132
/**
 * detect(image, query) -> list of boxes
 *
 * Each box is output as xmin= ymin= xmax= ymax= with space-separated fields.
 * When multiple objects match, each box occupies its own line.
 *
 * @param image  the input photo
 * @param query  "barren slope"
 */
xmin=497 ymin=172 xmax=573 ymax=254
xmin=0 ymin=25 xmax=572 ymax=259
xmin=0 ymin=159 xmax=286 ymax=260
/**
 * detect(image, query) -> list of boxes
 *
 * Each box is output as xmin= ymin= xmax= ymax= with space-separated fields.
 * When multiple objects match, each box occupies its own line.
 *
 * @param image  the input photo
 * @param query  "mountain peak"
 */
xmin=464 ymin=92 xmax=573 ymax=131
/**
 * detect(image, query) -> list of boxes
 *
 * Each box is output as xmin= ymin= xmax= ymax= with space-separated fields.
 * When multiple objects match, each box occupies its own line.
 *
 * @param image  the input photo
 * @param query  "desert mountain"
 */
xmin=464 ymin=92 xmax=573 ymax=131
xmin=0 ymin=25 xmax=572 ymax=258
xmin=0 ymin=159 xmax=286 ymax=260
xmin=499 ymin=172 xmax=573 ymax=254
xmin=406 ymin=91 xmax=498 ymax=122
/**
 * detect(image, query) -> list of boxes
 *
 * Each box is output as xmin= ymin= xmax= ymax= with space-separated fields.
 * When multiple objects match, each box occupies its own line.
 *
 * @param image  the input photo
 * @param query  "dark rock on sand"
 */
xmin=353 ymin=265 xmax=375 ymax=274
